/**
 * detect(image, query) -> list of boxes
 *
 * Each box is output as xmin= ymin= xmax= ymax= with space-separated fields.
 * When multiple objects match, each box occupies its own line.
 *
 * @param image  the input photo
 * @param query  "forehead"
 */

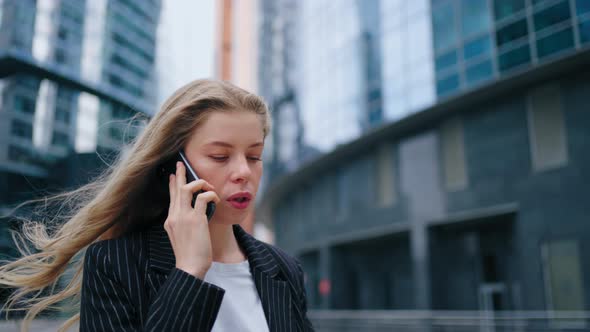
xmin=189 ymin=111 xmax=264 ymax=145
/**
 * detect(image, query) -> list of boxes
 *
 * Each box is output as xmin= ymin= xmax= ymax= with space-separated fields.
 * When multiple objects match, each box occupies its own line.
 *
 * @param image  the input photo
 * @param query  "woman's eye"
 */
xmin=248 ymin=156 xmax=262 ymax=161
xmin=210 ymin=156 xmax=228 ymax=161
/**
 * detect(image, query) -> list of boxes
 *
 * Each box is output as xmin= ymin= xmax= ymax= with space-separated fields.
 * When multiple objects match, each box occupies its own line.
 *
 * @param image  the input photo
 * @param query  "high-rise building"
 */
xmin=215 ymin=0 xmax=274 ymax=238
xmin=82 ymin=0 xmax=161 ymax=150
xmin=260 ymin=0 xmax=590 ymax=321
xmin=261 ymin=0 xmax=590 ymax=171
xmin=0 ymin=0 xmax=161 ymax=203
xmin=258 ymin=0 xmax=310 ymax=180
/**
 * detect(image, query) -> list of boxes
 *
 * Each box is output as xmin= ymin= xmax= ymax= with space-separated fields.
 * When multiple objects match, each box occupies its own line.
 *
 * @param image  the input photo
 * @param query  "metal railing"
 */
xmin=309 ymin=310 xmax=590 ymax=332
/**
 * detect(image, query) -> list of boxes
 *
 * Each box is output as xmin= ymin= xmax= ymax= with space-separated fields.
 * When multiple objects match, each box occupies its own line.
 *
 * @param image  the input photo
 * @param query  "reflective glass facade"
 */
xmin=297 ymin=0 xmax=367 ymax=152
xmin=259 ymin=0 xmax=590 ymax=186
xmin=433 ymin=0 xmax=588 ymax=97
xmin=0 ymin=0 xmax=161 ymax=177
xmin=380 ymin=0 xmax=435 ymax=121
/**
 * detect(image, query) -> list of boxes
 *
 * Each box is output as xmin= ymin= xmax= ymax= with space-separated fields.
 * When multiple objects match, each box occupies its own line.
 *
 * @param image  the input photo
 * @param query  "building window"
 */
xmin=542 ymin=240 xmax=585 ymax=311
xmin=58 ymin=27 xmax=68 ymax=40
xmin=536 ymin=27 xmax=574 ymax=59
xmin=496 ymin=19 xmax=528 ymax=48
xmin=577 ymin=0 xmax=590 ymax=15
xmin=432 ymin=2 xmax=457 ymax=53
xmin=533 ymin=0 xmax=571 ymax=32
xmin=11 ymin=120 xmax=33 ymax=141
xmin=580 ymin=19 xmax=590 ymax=44
xmin=461 ymin=0 xmax=491 ymax=38
xmin=13 ymin=95 xmax=35 ymax=114
xmin=8 ymin=145 xmax=31 ymax=163
xmin=463 ymin=34 xmax=492 ymax=61
xmin=435 ymin=49 xmax=458 ymax=73
xmin=57 ymin=87 xmax=74 ymax=101
xmin=55 ymin=107 xmax=70 ymax=124
xmin=465 ymin=59 xmax=493 ymax=85
xmin=52 ymin=131 xmax=69 ymax=147
xmin=55 ymin=48 xmax=67 ymax=64
xmin=375 ymin=144 xmax=396 ymax=207
xmin=108 ymin=126 xmax=124 ymax=141
xmin=108 ymin=74 xmax=123 ymax=87
xmin=498 ymin=43 xmax=531 ymax=72
xmin=528 ymin=84 xmax=568 ymax=171
xmin=436 ymin=72 xmax=460 ymax=97
xmin=493 ymin=0 xmax=525 ymax=21
xmin=441 ymin=118 xmax=468 ymax=191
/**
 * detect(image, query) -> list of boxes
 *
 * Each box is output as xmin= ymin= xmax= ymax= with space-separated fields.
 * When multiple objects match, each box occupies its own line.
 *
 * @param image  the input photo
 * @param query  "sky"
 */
xmin=156 ymin=0 xmax=217 ymax=108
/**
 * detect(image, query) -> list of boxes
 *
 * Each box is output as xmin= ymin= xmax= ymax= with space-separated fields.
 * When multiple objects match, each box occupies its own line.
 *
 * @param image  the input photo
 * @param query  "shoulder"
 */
xmin=263 ymin=241 xmax=304 ymax=277
xmin=83 ymin=230 xmax=146 ymax=282
xmin=85 ymin=230 xmax=144 ymax=261
xmin=256 ymin=240 xmax=306 ymax=292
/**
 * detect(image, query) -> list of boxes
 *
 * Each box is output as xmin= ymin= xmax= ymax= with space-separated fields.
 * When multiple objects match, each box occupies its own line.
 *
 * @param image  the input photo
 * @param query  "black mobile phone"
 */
xmin=158 ymin=150 xmax=216 ymax=221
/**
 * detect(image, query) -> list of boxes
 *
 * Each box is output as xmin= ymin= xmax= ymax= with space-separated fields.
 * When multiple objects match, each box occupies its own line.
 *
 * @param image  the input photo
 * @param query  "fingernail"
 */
xmin=176 ymin=162 xmax=181 ymax=168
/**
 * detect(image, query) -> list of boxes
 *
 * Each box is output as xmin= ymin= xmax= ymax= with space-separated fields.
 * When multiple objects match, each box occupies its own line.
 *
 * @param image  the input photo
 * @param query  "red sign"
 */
xmin=318 ymin=279 xmax=331 ymax=296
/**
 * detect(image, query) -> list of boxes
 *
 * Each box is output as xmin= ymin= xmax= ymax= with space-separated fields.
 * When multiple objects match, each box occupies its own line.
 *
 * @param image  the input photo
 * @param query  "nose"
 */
xmin=230 ymin=155 xmax=252 ymax=183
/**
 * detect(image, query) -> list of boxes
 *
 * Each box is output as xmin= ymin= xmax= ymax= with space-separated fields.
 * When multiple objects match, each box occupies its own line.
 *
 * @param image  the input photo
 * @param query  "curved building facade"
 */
xmin=260 ymin=0 xmax=590 ymax=313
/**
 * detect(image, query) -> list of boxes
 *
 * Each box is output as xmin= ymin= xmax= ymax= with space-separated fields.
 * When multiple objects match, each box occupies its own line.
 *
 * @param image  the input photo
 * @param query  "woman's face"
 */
xmin=184 ymin=110 xmax=264 ymax=225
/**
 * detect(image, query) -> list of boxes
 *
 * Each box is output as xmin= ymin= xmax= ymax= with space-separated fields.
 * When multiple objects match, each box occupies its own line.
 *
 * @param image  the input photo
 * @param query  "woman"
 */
xmin=0 ymin=79 xmax=314 ymax=331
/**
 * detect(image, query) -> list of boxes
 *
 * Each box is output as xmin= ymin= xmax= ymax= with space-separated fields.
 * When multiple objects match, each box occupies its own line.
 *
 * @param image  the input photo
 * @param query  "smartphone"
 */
xmin=158 ymin=150 xmax=216 ymax=221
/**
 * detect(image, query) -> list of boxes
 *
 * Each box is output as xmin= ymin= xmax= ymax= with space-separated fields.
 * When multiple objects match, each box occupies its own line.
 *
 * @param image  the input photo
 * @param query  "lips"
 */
xmin=226 ymin=192 xmax=252 ymax=210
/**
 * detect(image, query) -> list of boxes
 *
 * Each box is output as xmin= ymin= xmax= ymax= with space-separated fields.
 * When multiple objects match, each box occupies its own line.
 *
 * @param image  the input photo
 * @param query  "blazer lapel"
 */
xmin=232 ymin=225 xmax=296 ymax=332
xmin=145 ymin=222 xmax=296 ymax=331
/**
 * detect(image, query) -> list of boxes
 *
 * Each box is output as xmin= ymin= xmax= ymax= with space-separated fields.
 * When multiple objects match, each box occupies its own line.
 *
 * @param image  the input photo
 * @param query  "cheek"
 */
xmin=193 ymin=162 xmax=223 ymax=185
xmin=252 ymin=164 xmax=263 ymax=183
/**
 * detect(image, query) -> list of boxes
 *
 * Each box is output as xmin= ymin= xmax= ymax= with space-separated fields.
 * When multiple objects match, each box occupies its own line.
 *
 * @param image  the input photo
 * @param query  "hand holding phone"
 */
xmin=161 ymin=152 xmax=220 ymax=279
xmin=158 ymin=150 xmax=216 ymax=221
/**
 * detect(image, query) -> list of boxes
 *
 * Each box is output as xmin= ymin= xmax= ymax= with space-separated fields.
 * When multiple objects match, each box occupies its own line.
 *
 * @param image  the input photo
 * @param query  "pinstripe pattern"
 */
xmin=80 ymin=222 xmax=314 ymax=331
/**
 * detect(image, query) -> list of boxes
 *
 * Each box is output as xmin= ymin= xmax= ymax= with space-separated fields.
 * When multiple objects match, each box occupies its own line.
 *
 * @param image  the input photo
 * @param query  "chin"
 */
xmin=209 ymin=208 xmax=251 ymax=226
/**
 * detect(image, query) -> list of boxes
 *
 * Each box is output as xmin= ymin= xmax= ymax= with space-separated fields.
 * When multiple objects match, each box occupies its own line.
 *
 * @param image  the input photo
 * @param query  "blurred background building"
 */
xmin=0 ymin=0 xmax=161 ymax=260
xmin=257 ymin=0 xmax=590 ymax=326
xmin=1 ymin=0 xmax=590 ymax=330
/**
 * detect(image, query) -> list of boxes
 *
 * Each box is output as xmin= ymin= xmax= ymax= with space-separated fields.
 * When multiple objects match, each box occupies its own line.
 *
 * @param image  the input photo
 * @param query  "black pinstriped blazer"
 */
xmin=80 ymin=221 xmax=314 ymax=331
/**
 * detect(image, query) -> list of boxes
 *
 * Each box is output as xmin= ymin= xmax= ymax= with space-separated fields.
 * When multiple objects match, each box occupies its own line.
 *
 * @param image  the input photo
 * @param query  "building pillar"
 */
xmin=411 ymin=222 xmax=431 ymax=310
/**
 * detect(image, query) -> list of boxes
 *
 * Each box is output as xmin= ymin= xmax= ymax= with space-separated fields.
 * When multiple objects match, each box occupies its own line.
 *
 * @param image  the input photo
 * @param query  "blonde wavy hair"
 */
xmin=0 ymin=79 xmax=270 ymax=331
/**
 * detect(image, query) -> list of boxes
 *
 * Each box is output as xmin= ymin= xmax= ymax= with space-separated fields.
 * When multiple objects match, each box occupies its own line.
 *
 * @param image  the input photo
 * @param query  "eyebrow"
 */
xmin=205 ymin=141 xmax=264 ymax=148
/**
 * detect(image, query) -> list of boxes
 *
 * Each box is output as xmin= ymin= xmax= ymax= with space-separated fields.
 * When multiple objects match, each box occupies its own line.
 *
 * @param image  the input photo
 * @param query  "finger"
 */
xmin=180 ymin=180 xmax=215 ymax=208
xmin=175 ymin=162 xmax=186 ymax=206
xmin=168 ymin=174 xmax=176 ymax=210
xmin=183 ymin=179 xmax=215 ymax=193
xmin=193 ymin=191 xmax=220 ymax=214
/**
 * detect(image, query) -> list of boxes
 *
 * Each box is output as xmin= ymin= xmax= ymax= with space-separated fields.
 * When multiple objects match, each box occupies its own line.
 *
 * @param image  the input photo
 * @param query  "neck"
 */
xmin=209 ymin=223 xmax=247 ymax=263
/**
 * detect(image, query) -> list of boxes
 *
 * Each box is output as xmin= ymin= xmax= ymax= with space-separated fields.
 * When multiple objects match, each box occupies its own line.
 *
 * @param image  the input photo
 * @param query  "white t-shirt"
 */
xmin=204 ymin=260 xmax=270 ymax=332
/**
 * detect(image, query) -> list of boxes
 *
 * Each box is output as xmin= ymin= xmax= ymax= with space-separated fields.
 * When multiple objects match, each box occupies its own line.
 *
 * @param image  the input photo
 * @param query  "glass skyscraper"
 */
xmin=0 ymin=0 xmax=161 ymax=213
xmin=260 ymin=0 xmax=590 ymax=177
xmin=0 ymin=0 xmax=161 ymax=181
xmin=432 ymin=0 xmax=589 ymax=97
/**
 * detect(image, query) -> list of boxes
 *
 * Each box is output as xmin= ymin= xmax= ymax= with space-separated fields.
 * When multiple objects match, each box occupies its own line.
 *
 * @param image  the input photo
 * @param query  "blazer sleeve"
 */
xmin=80 ymin=241 xmax=225 ymax=332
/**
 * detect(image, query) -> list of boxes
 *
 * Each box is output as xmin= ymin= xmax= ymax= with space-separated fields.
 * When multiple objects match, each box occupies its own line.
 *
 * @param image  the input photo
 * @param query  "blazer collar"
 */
xmin=145 ymin=221 xmax=281 ymax=278
xmin=145 ymin=221 xmax=297 ymax=331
